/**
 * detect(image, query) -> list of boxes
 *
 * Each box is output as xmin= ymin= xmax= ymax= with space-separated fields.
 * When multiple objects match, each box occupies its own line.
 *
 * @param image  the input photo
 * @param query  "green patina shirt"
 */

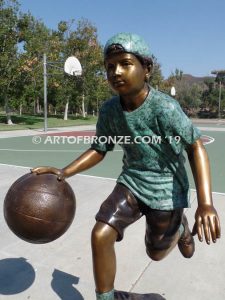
xmin=91 ymin=87 xmax=201 ymax=210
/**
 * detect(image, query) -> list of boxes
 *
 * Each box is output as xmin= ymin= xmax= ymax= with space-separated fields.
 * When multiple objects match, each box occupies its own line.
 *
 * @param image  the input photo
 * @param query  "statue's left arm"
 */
xmin=186 ymin=139 xmax=221 ymax=244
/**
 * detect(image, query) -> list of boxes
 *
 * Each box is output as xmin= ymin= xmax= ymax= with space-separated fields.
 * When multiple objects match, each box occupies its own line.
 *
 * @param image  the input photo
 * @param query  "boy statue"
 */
xmin=32 ymin=33 xmax=220 ymax=300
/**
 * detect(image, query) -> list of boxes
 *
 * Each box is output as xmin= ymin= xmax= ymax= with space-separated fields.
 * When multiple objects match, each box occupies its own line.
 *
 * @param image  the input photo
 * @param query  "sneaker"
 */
xmin=178 ymin=214 xmax=195 ymax=258
xmin=114 ymin=290 xmax=166 ymax=299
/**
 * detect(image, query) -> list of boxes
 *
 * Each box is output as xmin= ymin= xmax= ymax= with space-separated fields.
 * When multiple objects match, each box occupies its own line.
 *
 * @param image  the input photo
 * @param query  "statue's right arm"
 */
xmin=31 ymin=148 xmax=106 ymax=180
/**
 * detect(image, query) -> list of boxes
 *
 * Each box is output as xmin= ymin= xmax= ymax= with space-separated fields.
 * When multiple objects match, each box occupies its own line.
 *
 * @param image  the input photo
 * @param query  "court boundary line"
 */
xmin=0 ymin=149 xmax=86 ymax=153
xmin=1 ymin=163 xmax=224 ymax=195
xmin=201 ymin=135 xmax=215 ymax=145
xmin=0 ymin=148 xmax=123 ymax=153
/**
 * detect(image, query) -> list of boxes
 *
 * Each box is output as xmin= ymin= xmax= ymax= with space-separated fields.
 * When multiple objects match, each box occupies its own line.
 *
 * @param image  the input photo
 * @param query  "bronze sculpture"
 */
xmin=32 ymin=33 xmax=220 ymax=299
xmin=4 ymin=173 xmax=76 ymax=243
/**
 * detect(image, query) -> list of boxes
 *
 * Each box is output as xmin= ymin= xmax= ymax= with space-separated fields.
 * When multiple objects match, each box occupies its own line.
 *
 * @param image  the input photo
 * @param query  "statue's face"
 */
xmin=105 ymin=52 xmax=148 ymax=96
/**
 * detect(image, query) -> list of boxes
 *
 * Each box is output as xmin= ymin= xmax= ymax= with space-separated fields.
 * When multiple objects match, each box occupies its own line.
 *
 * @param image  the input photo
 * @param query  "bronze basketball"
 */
xmin=4 ymin=173 xmax=76 ymax=244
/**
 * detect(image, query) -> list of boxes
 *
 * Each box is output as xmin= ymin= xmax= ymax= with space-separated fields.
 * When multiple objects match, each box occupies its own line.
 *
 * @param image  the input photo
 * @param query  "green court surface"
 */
xmin=0 ymin=131 xmax=123 ymax=179
xmin=0 ymin=128 xmax=224 ymax=193
xmin=0 ymin=126 xmax=224 ymax=300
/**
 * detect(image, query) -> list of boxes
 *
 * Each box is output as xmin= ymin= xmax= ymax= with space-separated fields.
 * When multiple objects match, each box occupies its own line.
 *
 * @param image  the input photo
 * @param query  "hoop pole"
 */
xmin=43 ymin=53 xmax=48 ymax=132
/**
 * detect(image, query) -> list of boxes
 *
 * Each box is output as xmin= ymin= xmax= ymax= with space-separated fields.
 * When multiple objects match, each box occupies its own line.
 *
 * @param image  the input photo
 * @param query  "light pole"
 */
xmin=211 ymin=69 xmax=225 ymax=119
xmin=43 ymin=53 xmax=48 ymax=132
xmin=43 ymin=54 xmax=64 ymax=132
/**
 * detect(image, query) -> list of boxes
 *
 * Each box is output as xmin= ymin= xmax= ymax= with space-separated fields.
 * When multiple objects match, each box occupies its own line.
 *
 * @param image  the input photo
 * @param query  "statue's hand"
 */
xmin=192 ymin=205 xmax=221 ymax=244
xmin=31 ymin=166 xmax=64 ymax=181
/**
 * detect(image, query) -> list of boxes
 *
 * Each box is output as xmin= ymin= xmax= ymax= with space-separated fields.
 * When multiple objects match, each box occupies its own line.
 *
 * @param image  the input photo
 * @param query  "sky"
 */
xmin=18 ymin=0 xmax=225 ymax=79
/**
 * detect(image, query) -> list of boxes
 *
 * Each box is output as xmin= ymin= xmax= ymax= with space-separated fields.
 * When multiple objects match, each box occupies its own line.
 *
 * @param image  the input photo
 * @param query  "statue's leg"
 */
xmin=91 ymin=221 xmax=118 ymax=293
xmin=145 ymin=208 xmax=184 ymax=261
xmin=92 ymin=184 xmax=143 ymax=298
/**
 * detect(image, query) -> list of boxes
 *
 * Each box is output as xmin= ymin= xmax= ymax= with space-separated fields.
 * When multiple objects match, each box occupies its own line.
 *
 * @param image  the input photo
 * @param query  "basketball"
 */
xmin=4 ymin=173 xmax=76 ymax=244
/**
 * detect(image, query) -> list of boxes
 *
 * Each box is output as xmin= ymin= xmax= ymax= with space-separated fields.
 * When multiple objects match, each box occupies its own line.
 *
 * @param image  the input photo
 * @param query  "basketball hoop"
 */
xmin=64 ymin=56 xmax=82 ymax=76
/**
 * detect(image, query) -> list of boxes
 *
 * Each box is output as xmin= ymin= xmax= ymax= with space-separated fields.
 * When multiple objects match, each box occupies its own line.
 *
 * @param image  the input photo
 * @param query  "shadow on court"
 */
xmin=0 ymin=257 xmax=35 ymax=295
xmin=51 ymin=269 xmax=84 ymax=300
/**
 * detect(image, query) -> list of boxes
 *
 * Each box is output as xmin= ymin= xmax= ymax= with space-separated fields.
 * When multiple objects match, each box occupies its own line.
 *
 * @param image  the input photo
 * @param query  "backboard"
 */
xmin=64 ymin=56 xmax=82 ymax=76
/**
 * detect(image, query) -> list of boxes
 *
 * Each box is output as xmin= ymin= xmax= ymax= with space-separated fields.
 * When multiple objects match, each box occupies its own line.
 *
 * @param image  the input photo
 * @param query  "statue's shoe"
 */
xmin=178 ymin=214 xmax=195 ymax=258
xmin=114 ymin=290 xmax=166 ymax=300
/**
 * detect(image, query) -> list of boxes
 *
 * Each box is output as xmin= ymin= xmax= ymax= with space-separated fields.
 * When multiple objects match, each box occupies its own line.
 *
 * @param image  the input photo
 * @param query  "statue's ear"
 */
xmin=145 ymin=64 xmax=152 ymax=82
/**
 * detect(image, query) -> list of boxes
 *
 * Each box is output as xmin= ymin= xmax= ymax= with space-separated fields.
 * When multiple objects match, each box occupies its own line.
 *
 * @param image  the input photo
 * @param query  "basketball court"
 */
xmin=0 ymin=121 xmax=224 ymax=299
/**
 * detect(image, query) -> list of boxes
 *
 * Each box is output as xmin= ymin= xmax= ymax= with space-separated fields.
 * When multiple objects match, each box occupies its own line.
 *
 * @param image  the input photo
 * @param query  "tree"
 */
xmin=0 ymin=1 xmax=52 ymax=122
xmin=177 ymin=83 xmax=202 ymax=111
xmin=202 ymin=77 xmax=225 ymax=113
xmin=18 ymin=13 xmax=53 ymax=115
xmin=1 ymin=4 xmax=165 ymax=123
xmin=0 ymin=0 xmax=21 ymax=123
xmin=51 ymin=18 xmax=110 ymax=119
xmin=149 ymin=55 xmax=164 ymax=89
xmin=174 ymin=68 xmax=183 ymax=81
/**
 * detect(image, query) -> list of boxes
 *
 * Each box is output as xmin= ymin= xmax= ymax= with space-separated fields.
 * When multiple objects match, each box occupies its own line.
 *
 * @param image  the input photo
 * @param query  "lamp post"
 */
xmin=43 ymin=54 xmax=65 ymax=132
xmin=211 ymin=69 xmax=225 ymax=119
xmin=43 ymin=54 xmax=48 ymax=132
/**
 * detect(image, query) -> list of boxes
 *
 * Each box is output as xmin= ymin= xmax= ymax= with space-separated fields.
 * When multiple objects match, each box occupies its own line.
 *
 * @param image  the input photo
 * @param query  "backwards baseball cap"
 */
xmin=104 ymin=32 xmax=152 ymax=59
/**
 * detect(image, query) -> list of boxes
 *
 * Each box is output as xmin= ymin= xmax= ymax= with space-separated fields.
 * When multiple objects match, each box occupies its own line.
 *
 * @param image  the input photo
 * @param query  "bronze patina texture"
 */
xmin=4 ymin=173 xmax=76 ymax=244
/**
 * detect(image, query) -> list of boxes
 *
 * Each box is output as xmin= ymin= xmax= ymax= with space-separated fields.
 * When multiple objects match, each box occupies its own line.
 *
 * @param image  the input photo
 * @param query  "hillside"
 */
xmin=180 ymin=74 xmax=214 ymax=86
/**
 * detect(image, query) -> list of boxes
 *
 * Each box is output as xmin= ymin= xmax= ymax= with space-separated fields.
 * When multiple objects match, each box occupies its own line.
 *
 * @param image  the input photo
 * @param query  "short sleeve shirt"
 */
xmin=91 ymin=87 xmax=201 ymax=210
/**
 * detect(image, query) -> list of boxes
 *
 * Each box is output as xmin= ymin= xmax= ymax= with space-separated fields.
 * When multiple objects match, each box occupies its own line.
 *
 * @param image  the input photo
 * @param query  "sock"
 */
xmin=179 ymin=224 xmax=185 ymax=237
xmin=96 ymin=289 xmax=114 ymax=300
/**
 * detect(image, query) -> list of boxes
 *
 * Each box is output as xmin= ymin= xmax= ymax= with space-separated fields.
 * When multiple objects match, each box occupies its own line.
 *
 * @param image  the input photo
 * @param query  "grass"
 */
xmin=0 ymin=114 xmax=97 ymax=131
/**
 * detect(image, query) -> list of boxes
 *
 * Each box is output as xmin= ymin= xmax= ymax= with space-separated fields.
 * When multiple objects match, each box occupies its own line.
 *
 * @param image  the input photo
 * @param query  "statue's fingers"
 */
xmin=202 ymin=217 xmax=210 ymax=244
xmin=209 ymin=216 xmax=217 ymax=243
xmin=215 ymin=216 xmax=221 ymax=239
xmin=56 ymin=171 xmax=65 ymax=181
xmin=196 ymin=217 xmax=203 ymax=242
xmin=30 ymin=167 xmax=39 ymax=173
xmin=30 ymin=167 xmax=45 ymax=174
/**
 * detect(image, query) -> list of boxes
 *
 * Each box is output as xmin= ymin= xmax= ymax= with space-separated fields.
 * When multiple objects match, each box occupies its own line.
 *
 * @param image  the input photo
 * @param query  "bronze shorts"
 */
xmin=95 ymin=183 xmax=183 ymax=246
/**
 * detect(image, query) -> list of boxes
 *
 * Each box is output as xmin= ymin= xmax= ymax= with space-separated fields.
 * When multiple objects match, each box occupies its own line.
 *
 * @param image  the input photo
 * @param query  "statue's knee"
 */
xmin=145 ymin=236 xmax=172 ymax=261
xmin=146 ymin=248 xmax=164 ymax=261
xmin=91 ymin=223 xmax=117 ymax=249
xmin=91 ymin=226 xmax=104 ymax=247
